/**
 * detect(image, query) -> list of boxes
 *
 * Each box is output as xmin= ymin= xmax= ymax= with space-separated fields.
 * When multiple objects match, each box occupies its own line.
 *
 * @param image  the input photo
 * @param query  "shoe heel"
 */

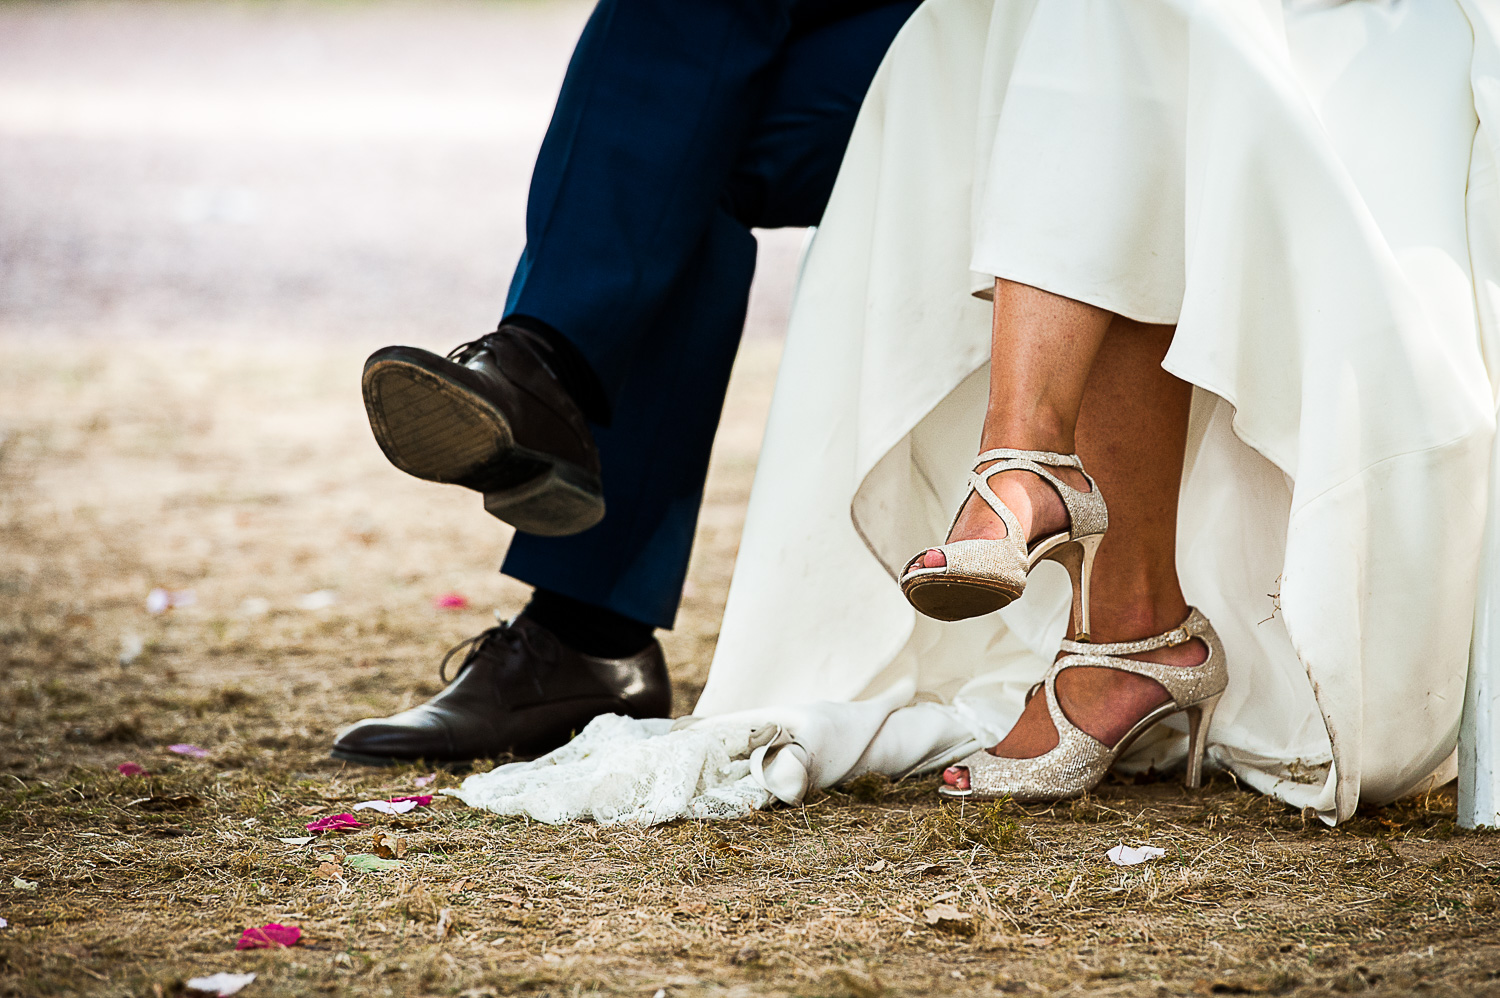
xmin=483 ymin=458 xmax=606 ymax=537
xmin=1049 ymin=532 xmax=1103 ymax=639
xmin=1183 ymin=692 xmax=1222 ymax=790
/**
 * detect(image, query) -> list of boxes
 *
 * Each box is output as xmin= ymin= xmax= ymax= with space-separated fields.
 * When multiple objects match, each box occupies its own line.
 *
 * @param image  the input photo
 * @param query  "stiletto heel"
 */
xmin=900 ymin=449 xmax=1108 ymax=623
xmin=1049 ymin=532 xmax=1104 ymax=638
xmin=940 ymin=608 xmax=1229 ymax=801
xmin=1183 ymin=691 xmax=1222 ymax=790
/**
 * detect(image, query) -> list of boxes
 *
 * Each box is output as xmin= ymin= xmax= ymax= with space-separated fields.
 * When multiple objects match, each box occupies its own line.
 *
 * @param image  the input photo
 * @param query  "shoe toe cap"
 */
xmin=333 ymin=709 xmax=454 ymax=760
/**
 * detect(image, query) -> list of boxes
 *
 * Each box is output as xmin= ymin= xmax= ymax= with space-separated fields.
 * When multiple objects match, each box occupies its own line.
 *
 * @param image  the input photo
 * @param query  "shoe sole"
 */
xmin=328 ymin=749 xmax=482 ymax=771
xmin=901 ymin=575 xmax=1023 ymax=622
xmin=363 ymin=356 xmax=605 ymax=536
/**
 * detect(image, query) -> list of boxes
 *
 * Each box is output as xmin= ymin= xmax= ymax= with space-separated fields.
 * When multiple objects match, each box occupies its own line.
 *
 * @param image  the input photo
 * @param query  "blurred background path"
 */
xmin=0 ymin=0 xmax=802 ymax=344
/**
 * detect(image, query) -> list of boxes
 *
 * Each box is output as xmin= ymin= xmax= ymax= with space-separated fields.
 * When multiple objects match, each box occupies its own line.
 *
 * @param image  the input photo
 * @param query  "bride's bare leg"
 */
xmin=940 ymin=280 xmax=1201 ymax=787
xmin=916 ymin=281 xmax=1109 ymax=562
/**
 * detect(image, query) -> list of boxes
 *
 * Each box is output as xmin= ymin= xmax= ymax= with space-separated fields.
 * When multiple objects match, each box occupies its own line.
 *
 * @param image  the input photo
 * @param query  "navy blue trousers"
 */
xmin=501 ymin=0 xmax=918 ymax=629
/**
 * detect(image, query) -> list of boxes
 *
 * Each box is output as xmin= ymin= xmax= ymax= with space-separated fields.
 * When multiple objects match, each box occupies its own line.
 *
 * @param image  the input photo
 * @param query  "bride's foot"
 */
xmin=942 ymin=616 xmax=1207 ymax=792
xmin=912 ymin=461 xmax=1092 ymax=570
xmin=901 ymin=448 xmax=1108 ymax=626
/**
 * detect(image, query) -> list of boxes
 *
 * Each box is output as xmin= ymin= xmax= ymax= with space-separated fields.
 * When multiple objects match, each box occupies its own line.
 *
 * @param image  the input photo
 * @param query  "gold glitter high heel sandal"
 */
xmin=900 ymin=448 xmax=1108 ymax=629
xmin=939 ymin=608 xmax=1227 ymax=802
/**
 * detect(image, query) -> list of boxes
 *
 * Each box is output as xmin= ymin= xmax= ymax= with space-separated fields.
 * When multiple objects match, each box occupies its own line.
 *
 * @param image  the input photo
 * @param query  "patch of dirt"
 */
xmin=2 ymin=339 xmax=1499 ymax=998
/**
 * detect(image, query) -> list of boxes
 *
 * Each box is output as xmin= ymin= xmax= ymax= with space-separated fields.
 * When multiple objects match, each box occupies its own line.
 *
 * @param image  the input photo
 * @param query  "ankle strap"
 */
xmin=974 ymin=448 xmax=1082 ymax=470
xmin=1057 ymin=608 xmax=1209 ymax=657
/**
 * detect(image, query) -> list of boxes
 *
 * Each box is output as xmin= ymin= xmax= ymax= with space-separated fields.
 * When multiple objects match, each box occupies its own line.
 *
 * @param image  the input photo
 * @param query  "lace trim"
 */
xmin=444 ymin=714 xmax=775 ymax=826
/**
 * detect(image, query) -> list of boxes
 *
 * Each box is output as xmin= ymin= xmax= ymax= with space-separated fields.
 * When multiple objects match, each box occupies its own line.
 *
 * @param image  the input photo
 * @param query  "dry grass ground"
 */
xmin=3 ymin=338 xmax=1500 ymax=998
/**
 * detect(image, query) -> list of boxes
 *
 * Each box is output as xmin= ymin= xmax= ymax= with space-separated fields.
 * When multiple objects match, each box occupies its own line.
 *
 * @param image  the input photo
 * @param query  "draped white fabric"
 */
xmin=454 ymin=0 xmax=1500 ymax=826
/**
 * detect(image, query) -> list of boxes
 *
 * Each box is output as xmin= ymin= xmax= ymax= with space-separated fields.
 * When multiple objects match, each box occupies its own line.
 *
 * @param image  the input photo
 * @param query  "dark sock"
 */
xmin=500 ymin=315 xmax=613 ymax=427
xmin=520 ymin=588 xmax=654 ymax=659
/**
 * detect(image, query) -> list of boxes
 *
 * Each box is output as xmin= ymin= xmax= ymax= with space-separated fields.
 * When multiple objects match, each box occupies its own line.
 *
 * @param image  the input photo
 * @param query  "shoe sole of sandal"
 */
xmin=362 ymin=356 xmax=604 ymax=537
xmin=901 ymin=575 xmax=1023 ymax=622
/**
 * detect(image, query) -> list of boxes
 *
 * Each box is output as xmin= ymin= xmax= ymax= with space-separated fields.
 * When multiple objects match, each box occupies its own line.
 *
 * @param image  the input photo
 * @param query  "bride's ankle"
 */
xmin=1078 ymin=598 xmax=1206 ymax=666
xmin=978 ymin=414 xmax=1074 ymax=456
xmin=1080 ymin=596 xmax=1192 ymax=644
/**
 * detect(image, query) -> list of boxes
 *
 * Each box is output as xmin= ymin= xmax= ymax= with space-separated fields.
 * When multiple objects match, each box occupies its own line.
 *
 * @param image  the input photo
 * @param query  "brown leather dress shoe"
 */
xmin=330 ymin=616 xmax=671 ymax=766
xmin=361 ymin=326 xmax=604 ymax=536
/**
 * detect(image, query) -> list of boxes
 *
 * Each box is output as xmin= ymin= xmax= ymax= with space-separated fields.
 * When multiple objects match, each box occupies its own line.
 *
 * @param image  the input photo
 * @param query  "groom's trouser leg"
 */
xmin=503 ymin=0 xmax=913 ymax=401
xmin=501 ymin=2 xmax=918 ymax=629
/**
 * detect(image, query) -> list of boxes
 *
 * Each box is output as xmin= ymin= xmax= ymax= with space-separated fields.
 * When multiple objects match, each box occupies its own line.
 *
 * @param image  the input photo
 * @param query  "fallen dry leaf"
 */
xmin=370 ymin=831 xmax=408 ymax=860
xmin=922 ymin=903 xmax=973 ymax=927
xmin=314 ymin=862 xmax=342 ymax=879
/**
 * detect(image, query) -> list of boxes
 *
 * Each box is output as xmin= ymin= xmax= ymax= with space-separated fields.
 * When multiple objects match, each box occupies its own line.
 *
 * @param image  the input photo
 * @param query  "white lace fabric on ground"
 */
xmin=447 ymin=715 xmax=773 ymax=825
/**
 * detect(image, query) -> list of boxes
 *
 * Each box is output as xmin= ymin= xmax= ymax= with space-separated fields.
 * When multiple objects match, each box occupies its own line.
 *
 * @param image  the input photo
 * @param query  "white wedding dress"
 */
xmin=454 ymin=0 xmax=1500 ymax=825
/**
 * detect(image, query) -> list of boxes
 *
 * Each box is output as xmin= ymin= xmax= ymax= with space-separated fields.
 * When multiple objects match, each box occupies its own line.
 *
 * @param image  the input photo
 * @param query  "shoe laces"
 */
xmin=438 ymin=611 xmax=527 ymax=684
xmin=445 ymin=333 xmax=498 ymax=366
xmin=447 ymin=327 xmax=560 ymax=380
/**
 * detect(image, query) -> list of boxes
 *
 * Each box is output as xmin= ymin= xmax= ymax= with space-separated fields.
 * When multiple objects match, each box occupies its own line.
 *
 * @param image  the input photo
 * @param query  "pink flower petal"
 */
xmin=168 ymin=744 xmax=211 ymax=759
xmin=116 ymin=762 xmax=148 ymax=776
xmin=235 ymin=923 xmax=302 ymax=950
xmin=413 ymin=774 xmax=436 ymax=788
xmin=389 ymin=795 xmax=433 ymax=807
xmin=305 ymin=813 xmax=363 ymax=833
xmin=432 ymin=592 xmax=469 ymax=610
